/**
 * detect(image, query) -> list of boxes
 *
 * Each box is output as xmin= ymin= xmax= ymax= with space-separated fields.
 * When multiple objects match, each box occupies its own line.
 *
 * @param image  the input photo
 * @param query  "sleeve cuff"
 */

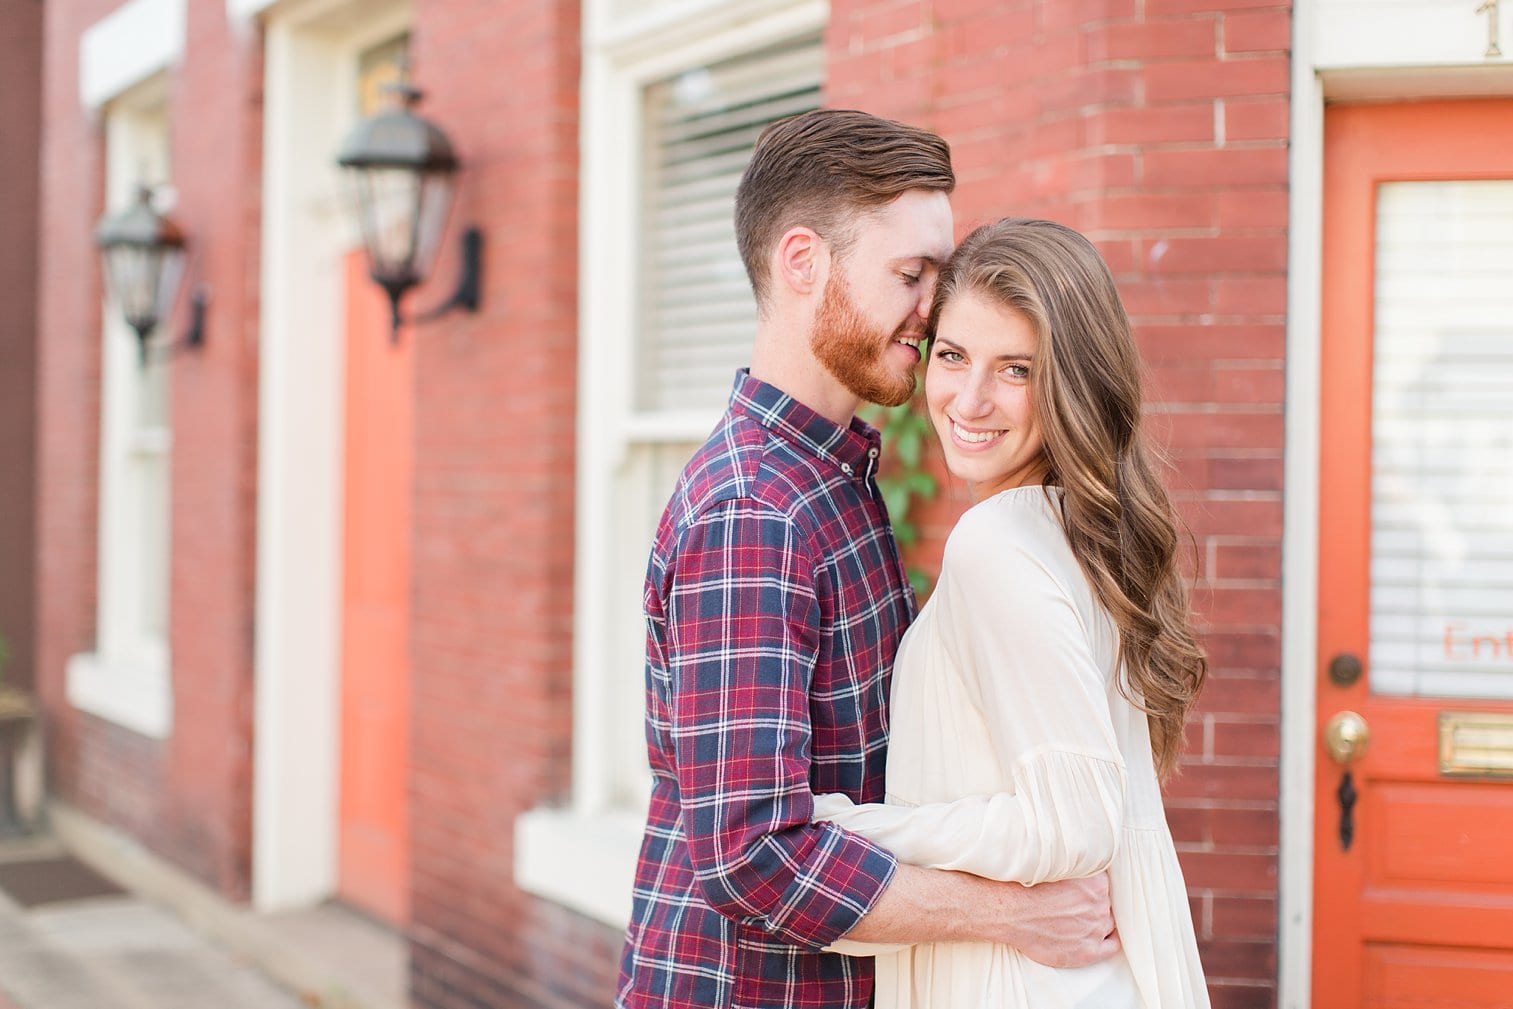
xmin=760 ymin=821 xmax=899 ymax=950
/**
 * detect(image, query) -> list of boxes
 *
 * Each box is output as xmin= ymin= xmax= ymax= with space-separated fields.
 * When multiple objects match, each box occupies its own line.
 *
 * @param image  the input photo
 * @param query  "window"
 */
xmin=66 ymin=76 xmax=175 ymax=738
xmin=514 ymin=0 xmax=824 ymax=927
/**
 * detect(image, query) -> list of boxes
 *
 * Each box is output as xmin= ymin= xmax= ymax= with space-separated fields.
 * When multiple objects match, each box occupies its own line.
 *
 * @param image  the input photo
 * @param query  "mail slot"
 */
xmin=1439 ymin=712 xmax=1513 ymax=779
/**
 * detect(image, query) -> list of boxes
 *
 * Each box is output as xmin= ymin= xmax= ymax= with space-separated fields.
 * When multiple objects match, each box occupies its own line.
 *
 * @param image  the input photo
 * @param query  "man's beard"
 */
xmin=810 ymin=267 xmax=919 ymax=408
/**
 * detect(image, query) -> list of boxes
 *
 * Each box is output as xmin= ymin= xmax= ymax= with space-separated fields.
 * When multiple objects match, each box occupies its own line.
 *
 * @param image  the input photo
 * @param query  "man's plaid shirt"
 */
xmin=616 ymin=371 xmax=917 ymax=1009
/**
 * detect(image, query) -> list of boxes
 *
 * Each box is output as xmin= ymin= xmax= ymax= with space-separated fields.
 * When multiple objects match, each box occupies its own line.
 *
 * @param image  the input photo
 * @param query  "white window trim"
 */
xmin=80 ymin=0 xmax=185 ymax=112
xmin=68 ymin=75 xmax=175 ymax=741
xmin=512 ymin=0 xmax=827 ymax=929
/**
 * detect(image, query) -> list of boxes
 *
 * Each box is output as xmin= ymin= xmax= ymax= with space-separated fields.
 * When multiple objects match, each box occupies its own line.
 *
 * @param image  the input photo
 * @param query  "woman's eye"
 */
xmin=934 ymin=348 xmax=963 ymax=363
xmin=1003 ymin=364 xmax=1031 ymax=380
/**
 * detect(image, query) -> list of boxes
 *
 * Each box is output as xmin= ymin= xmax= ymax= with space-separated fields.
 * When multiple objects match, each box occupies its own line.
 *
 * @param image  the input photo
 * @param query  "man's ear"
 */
xmin=772 ymin=226 xmax=825 ymax=296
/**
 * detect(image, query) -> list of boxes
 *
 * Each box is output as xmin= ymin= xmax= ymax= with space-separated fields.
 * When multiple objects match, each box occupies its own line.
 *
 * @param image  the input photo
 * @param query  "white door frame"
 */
xmin=252 ymin=0 xmax=411 ymax=911
xmin=1281 ymin=3 xmax=1513 ymax=1004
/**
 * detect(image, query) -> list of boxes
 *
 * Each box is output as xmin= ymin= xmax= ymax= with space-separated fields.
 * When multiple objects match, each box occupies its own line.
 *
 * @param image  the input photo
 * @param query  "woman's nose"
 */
xmin=955 ymin=371 xmax=993 ymax=418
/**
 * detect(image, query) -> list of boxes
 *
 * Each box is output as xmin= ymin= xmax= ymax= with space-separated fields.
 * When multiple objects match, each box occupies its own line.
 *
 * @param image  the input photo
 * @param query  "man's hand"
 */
xmin=980 ymin=873 xmax=1119 ymax=968
xmin=837 ymin=864 xmax=1119 ymax=968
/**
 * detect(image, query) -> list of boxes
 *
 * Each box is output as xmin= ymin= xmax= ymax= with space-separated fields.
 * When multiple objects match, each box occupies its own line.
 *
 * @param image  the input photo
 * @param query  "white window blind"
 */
xmin=636 ymin=37 xmax=821 ymax=414
xmin=1370 ymin=180 xmax=1513 ymax=700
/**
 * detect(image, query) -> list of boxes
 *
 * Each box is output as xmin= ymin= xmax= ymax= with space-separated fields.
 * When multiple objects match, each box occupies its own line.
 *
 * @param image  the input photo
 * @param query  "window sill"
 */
xmin=514 ymin=807 xmax=643 ymax=929
xmin=66 ymin=650 xmax=173 ymax=739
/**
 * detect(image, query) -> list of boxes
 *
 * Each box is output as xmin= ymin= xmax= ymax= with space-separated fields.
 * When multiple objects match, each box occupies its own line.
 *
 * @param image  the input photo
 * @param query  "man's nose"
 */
xmin=915 ymin=277 xmax=937 ymax=319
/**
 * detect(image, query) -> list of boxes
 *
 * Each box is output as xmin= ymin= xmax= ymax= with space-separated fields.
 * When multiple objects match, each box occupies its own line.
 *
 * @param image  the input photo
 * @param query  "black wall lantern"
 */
xmin=337 ymin=84 xmax=481 ymax=341
xmin=95 ymin=186 xmax=207 ymax=364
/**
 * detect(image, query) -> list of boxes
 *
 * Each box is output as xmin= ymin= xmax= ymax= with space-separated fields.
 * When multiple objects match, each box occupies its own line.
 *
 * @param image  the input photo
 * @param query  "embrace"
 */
xmin=616 ymin=109 xmax=1211 ymax=1009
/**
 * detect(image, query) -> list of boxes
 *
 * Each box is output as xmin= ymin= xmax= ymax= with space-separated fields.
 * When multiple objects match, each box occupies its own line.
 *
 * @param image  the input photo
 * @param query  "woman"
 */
xmin=815 ymin=218 xmax=1210 ymax=1008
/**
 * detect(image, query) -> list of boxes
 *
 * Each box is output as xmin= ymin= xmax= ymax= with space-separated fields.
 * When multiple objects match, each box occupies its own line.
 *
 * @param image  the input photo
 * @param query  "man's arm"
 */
xmin=661 ymin=499 xmax=899 ymax=950
xmin=841 ymin=865 xmax=1119 ymax=968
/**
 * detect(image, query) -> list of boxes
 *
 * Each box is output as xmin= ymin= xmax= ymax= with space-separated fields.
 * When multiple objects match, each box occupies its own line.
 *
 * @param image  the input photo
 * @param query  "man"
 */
xmin=617 ymin=109 xmax=1117 ymax=1009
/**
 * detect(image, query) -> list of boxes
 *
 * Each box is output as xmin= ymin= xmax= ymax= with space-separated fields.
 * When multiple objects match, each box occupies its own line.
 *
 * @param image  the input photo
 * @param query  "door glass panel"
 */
xmin=1371 ymin=180 xmax=1513 ymax=699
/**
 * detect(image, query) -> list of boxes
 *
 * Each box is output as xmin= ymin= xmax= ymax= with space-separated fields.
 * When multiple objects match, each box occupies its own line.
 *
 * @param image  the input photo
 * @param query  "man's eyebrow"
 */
xmin=893 ymin=254 xmax=946 ymax=267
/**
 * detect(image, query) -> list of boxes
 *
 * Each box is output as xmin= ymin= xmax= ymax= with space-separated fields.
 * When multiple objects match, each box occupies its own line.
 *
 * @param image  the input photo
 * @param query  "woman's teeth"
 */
xmin=952 ymin=420 xmax=1002 ymax=444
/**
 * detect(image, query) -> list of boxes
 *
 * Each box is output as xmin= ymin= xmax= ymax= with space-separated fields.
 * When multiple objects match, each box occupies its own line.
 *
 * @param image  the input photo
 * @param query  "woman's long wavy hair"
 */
xmin=928 ymin=218 xmax=1207 ymax=779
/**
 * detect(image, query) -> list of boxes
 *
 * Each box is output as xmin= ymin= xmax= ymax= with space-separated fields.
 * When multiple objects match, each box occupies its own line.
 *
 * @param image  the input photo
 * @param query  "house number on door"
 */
xmin=1478 ymin=0 xmax=1504 ymax=58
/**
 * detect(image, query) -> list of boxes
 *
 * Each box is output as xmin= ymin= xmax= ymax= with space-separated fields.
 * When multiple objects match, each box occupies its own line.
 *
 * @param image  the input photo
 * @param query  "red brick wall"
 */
xmin=0 ymin=0 xmax=42 ymax=696
xmin=36 ymin=0 xmax=262 ymax=899
xmin=405 ymin=3 xmax=619 ymax=1007
xmin=829 ymin=3 xmax=1289 ymax=1007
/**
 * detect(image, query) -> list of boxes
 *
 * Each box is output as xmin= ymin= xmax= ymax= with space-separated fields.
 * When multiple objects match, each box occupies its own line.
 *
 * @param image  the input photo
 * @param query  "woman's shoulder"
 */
xmin=945 ymin=486 xmax=1071 ymax=567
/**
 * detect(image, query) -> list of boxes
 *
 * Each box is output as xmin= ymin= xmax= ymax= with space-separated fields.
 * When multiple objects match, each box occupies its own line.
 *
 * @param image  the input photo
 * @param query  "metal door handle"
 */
xmin=1324 ymin=710 xmax=1370 ymax=764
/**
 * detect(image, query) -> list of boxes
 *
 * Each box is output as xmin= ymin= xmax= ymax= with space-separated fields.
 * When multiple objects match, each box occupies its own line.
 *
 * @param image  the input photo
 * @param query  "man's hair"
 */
xmin=734 ymin=109 xmax=955 ymax=307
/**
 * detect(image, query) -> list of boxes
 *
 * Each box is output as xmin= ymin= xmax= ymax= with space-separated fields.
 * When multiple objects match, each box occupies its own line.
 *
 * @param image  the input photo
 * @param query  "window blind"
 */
xmin=1369 ymin=180 xmax=1513 ymax=699
xmin=637 ymin=37 xmax=822 ymax=414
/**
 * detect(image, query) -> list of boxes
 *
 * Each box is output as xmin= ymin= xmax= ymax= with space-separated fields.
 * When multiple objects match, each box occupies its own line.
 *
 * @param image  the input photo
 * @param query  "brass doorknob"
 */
xmin=1323 ymin=710 xmax=1370 ymax=764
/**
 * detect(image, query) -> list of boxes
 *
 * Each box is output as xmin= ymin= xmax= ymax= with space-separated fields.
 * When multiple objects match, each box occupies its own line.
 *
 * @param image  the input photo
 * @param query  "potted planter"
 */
xmin=0 ymin=638 xmax=39 ymax=837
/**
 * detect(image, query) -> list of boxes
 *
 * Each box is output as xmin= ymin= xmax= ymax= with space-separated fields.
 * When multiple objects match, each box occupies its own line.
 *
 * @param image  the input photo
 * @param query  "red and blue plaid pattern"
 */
xmin=616 ymin=371 xmax=916 ymax=1009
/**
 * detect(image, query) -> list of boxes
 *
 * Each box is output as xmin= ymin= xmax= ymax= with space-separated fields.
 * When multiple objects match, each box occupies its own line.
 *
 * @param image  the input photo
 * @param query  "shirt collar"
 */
xmin=729 ymin=369 xmax=882 ymax=483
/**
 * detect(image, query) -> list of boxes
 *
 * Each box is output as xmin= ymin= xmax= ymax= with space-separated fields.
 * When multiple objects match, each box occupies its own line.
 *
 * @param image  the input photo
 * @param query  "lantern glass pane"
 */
xmin=347 ymin=166 xmax=423 ymax=285
xmin=103 ymin=244 xmax=183 ymax=338
xmin=412 ymin=171 xmax=455 ymax=280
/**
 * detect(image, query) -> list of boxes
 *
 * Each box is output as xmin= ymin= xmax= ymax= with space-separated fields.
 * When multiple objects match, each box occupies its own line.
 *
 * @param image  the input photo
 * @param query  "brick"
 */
xmin=1144 ymin=56 xmax=1290 ymax=102
xmin=1092 ymin=102 xmax=1216 ymax=145
xmin=941 ymin=9 xmax=1046 ymax=60
xmin=1100 ymin=17 xmax=1218 ymax=61
xmin=1040 ymin=0 xmax=1139 ymax=32
xmin=1214 ymin=276 xmax=1287 ymax=315
xmin=1093 ymin=191 xmax=1215 ymax=230
xmin=1143 ymin=145 xmax=1289 ymax=187
xmin=1224 ymin=97 xmax=1290 ymax=140
xmin=1211 ymin=895 xmax=1278 ymax=938
xmin=1202 ymin=630 xmax=1281 ymax=672
xmin=1215 ymin=186 xmax=1290 ymax=228
xmin=1142 ymin=235 xmax=1288 ymax=274
xmin=1224 ymin=9 xmax=1292 ymax=54
xmin=1208 ymin=984 xmax=1277 ymax=1009
xmin=849 ymin=0 xmax=930 ymax=43
xmin=1207 ymin=807 xmax=1281 ymax=848
xmin=1148 ymin=0 xmax=1286 ymax=13
xmin=932 ymin=0 xmax=1003 ymax=19
xmin=1148 ymin=364 xmax=1215 ymax=403
xmin=937 ymin=53 xmax=1015 ymax=97
xmin=1196 ymin=674 xmax=1281 ymax=712
xmin=1212 ymin=541 xmax=1281 ymax=581
xmin=1210 ymin=455 xmax=1285 ymax=491
xmin=1210 ymin=718 xmax=1280 ymax=757
xmin=1199 ymin=584 xmax=1283 ymax=625
xmin=1036 ymin=66 xmax=1143 ymax=113
xmin=1212 ymin=365 xmax=1284 ymax=403
xmin=1175 ymin=849 xmax=1280 ymax=890
xmin=1120 ymin=276 xmax=1214 ymax=318
xmin=1137 ymin=323 xmax=1285 ymax=361
xmin=1200 ymin=939 xmax=1279 ymax=981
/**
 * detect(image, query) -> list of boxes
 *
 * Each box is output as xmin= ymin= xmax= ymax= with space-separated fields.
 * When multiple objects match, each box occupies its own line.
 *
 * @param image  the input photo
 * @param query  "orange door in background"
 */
xmin=338 ymin=249 xmax=412 ymax=925
xmin=1315 ymin=100 xmax=1513 ymax=1007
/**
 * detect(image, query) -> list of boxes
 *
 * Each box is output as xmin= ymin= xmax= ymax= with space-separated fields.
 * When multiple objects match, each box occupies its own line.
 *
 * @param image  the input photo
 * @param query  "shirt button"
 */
xmin=840 ymin=463 xmax=853 ymax=475
xmin=868 ymin=448 xmax=879 ymax=459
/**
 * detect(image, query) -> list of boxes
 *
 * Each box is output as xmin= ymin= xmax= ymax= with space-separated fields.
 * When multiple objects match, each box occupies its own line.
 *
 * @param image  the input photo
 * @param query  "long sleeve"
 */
xmin=662 ymin=498 xmax=897 ymax=950
xmin=817 ymin=495 xmax=1127 ymax=887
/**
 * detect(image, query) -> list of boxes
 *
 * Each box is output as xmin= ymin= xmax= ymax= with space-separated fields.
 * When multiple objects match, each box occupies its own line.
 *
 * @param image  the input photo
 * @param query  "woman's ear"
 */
xmin=772 ymin=226 xmax=824 ymax=296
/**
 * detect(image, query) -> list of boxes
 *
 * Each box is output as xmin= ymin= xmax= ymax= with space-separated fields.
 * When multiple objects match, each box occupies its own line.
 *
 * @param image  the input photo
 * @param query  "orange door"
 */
xmin=337 ymin=249 xmax=412 ymax=925
xmin=1315 ymin=100 xmax=1513 ymax=1007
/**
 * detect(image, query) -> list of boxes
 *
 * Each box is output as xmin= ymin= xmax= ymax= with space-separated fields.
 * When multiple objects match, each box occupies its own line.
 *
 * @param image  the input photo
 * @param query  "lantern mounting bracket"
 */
xmin=386 ymin=226 xmax=483 ymax=341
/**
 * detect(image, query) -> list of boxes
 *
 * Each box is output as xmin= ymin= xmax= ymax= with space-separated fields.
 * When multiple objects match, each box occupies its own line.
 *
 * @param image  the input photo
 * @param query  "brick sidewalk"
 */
xmin=0 ymin=890 xmax=310 ymax=1009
